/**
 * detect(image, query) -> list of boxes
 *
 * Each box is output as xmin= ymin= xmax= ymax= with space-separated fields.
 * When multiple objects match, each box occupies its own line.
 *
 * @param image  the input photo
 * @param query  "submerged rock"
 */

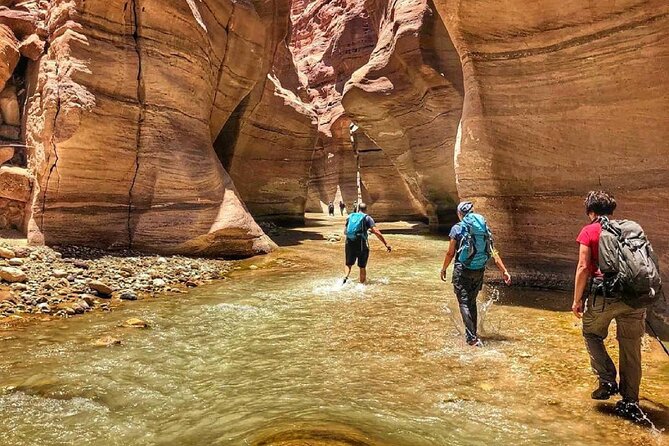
xmin=119 ymin=291 xmax=137 ymax=301
xmin=92 ymin=336 xmax=122 ymax=347
xmin=121 ymin=318 xmax=149 ymax=329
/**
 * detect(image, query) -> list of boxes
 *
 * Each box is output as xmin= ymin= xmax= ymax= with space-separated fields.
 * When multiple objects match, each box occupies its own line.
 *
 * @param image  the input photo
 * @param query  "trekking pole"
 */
xmin=646 ymin=319 xmax=669 ymax=357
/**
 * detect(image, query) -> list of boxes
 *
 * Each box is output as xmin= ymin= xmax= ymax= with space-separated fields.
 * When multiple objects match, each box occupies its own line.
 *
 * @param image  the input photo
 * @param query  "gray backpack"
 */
xmin=598 ymin=218 xmax=662 ymax=308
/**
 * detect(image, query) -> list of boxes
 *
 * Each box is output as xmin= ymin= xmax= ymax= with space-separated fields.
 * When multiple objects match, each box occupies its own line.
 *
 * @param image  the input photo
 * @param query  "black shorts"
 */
xmin=345 ymin=238 xmax=370 ymax=268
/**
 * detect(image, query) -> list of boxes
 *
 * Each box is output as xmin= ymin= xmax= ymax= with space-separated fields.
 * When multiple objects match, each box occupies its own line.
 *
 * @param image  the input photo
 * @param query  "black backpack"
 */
xmin=598 ymin=218 xmax=662 ymax=308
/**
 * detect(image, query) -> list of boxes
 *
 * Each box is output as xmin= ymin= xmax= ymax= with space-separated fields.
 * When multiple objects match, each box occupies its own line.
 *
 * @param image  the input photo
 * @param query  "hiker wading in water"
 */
xmin=344 ymin=203 xmax=391 ymax=284
xmin=440 ymin=201 xmax=511 ymax=347
xmin=573 ymin=191 xmax=661 ymax=422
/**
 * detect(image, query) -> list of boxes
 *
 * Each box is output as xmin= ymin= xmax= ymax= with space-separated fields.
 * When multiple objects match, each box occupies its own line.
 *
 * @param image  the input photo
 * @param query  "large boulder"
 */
xmin=0 ymin=166 xmax=31 ymax=202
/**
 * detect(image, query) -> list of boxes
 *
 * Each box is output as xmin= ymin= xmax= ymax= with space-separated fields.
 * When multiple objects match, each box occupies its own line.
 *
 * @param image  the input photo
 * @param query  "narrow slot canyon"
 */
xmin=0 ymin=1 xmax=668 ymax=443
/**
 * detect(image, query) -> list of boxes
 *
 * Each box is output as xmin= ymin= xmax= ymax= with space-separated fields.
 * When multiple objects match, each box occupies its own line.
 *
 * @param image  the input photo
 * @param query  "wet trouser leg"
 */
xmin=582 ymin=298 xmax=645 ymax=401
xmin=452 ymin=265 xmax=484 ymax=343
xmin=582 ymin=297 xmax=618 ymax=385
xmin=616 ymin=306 xmax=646 ymax=401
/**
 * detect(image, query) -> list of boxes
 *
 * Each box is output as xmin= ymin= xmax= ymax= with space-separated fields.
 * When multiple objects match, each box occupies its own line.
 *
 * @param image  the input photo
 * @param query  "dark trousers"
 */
xmin=452 ymin=264 xmax=485 ymax=342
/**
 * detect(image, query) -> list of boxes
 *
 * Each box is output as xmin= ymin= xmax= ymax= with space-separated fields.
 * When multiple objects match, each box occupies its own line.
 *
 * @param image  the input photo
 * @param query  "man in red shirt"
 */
xmin=572 ymin=191 xmax=646 ymax=421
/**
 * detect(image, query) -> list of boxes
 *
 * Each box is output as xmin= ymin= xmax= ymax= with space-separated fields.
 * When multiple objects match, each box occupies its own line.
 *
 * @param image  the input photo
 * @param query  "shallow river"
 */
xmin=0 ymin=216 xmax=667 ymax=445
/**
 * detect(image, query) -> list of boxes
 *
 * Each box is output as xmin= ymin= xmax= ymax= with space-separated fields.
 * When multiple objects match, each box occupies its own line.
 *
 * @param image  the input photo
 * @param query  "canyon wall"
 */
xmin=341 ymin=0 xmax=463 ymax=228
xmin=4 ymin=0 xmax=317 ymax=256
xmin=433 ymin=0 xmax=669 ymax=289
xmin=217 ymin=0 xmax=319 ymax=225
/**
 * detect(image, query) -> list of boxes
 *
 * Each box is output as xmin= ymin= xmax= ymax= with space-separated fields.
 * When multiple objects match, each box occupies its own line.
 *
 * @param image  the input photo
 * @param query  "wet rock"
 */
xmin=92 ymin=336 xmax=122 ymax=348
xmin=121 ymin=318 xmax=149 ymax=329
xmin=63 ymin=306 xmax=76 ymax=316
xmin=0 ymin=266 xmax=26 ymax=283
xmin=37 ymin=302 xmax=50 ymax=313
xmin=0 ymin=246 xmax=15 ymax=259
xmin=8 ymin=258 xmax=23 ymax=266
xmin=81 ymin=294 xmax=96 ymax=306
xmin=88 ymin=280 xmax=113 ymax=296
xmin=119 ymin=291 xmax=137 ymax=301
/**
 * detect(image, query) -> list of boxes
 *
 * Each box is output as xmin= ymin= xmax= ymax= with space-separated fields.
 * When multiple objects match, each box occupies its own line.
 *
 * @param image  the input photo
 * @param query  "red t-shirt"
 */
xmin=576 ymin=222 xmax=602 ymax=276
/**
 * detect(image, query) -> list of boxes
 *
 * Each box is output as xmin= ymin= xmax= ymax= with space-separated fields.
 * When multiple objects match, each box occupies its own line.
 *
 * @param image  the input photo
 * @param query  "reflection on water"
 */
xmin=0 ymin=216 xmax=667 ymax=446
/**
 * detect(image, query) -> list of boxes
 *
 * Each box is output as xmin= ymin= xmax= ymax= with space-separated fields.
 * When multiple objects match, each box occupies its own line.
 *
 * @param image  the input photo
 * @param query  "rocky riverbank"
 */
xmin=0 ymin=244 xmax=232 ymax=326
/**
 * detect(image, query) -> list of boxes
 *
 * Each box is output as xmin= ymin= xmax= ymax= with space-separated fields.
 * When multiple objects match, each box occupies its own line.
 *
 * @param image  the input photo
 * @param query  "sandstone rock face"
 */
xmin=0 ymin=24 xmax=19 ymax=91
xmin=356 ymin=129 xmax=426 ymax=221
xmin=341 ymin=0 xmax=463 ymax=229
xmin=22 ymin=0 xmax=276 ymax=256
xmin=218 ymin=0 xmax=318 ymax=225
xmin=291 ymin=0 xmax=461 ymax=227
xmin=433 ymin=0 xmax=669 ymax=287
xmin=0 ymin=165 xmax=31 ymax=202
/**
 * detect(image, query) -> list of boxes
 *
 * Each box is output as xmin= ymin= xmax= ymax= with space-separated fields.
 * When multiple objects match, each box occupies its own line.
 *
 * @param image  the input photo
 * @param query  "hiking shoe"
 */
xmin=467 ymin=338 xmax=484 ymax=347
xmin=591 ymin=382 xmax=618 ymax=400
xmin=615 ymin=399 xmax=646 ymax=423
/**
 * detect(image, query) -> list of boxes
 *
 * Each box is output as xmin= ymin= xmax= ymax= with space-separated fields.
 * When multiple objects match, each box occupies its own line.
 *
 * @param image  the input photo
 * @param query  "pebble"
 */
xmin=81 ymin=294 xmax=96 ymax=306
xmin=37 ymin=302 xmax=51 ymax=313
xmin=88 ymin=280 xmax=113 ymax=296
xmin=73 ymin=260 xmax=89 ymax=269
xmin=120 ymin=291 xmax=138 ymax=301
xmin=0 ymin=247 xmax=15 ymax=259
xmin=0 ymin=245 xmax=231 ymax=322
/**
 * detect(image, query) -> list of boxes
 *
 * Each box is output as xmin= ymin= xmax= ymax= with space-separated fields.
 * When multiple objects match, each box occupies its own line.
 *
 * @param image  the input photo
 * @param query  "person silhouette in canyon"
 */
xmin=572 ymin=191 xmax=652 ymax=422
xmin=339 ymin=200 xmax=346 ymax=216
xmin=328 ymin=202 xmax=335 ymax=217
xmin=440 ymin=201 xmax=511 ymax=347
xmin=344 ymin=202 xmax=391 ymax=284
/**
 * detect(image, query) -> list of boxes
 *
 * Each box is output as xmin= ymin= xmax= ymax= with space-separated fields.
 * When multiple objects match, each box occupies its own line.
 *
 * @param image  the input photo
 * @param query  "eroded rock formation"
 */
xmin=3 ymin=0 xmax=298 ymax=256
xmin=342 ymin=0 xmax=463 ymax=228
xmin=216 ymin=0 xmax=319 ymax=225
xmin=433 ymin=0 xmax=669 ymax=288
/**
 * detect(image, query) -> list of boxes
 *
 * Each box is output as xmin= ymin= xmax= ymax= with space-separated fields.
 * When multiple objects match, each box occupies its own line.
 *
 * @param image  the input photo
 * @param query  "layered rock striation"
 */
xmin=433 ymin=0 xmax=669 ymax=287
xmin=342 ymin=0 xmax=463 ymax=228
xmin=8 ymin=0 xmax=303 ymax=256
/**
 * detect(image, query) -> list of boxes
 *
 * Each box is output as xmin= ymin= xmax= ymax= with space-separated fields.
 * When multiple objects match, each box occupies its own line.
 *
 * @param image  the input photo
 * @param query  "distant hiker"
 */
xmin=572 ymin=191 xmax=661 ymax=422
xmin=339 ymin=200 xmax=346 ymax=216
xmin=440 ymin=201 xmax=511 ymax=347
xmin=344 ymin=202 xmax=391 ymax=284
xmin=352 ymin=201 xmax=359 ymax=213
xmin=328 ymin=202 xmax=335 ymax=217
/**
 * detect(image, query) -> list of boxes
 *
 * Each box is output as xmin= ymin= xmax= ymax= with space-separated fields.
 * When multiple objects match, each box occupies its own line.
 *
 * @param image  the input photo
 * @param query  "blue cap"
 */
xmin=457 ymin=201 xmax=474 ymax=215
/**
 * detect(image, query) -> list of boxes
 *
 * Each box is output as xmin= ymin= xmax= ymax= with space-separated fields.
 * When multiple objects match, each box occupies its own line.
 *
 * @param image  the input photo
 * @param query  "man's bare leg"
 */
xmin=344 ymin=265 xmax=352 ymax=282
xmin=360 ymin=268 xmax=366 ymax=284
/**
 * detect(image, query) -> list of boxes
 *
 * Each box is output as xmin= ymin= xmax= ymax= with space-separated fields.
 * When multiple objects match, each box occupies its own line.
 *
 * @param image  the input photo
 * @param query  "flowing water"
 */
xmin=0 ymin=216 xmax=667 ymax=445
